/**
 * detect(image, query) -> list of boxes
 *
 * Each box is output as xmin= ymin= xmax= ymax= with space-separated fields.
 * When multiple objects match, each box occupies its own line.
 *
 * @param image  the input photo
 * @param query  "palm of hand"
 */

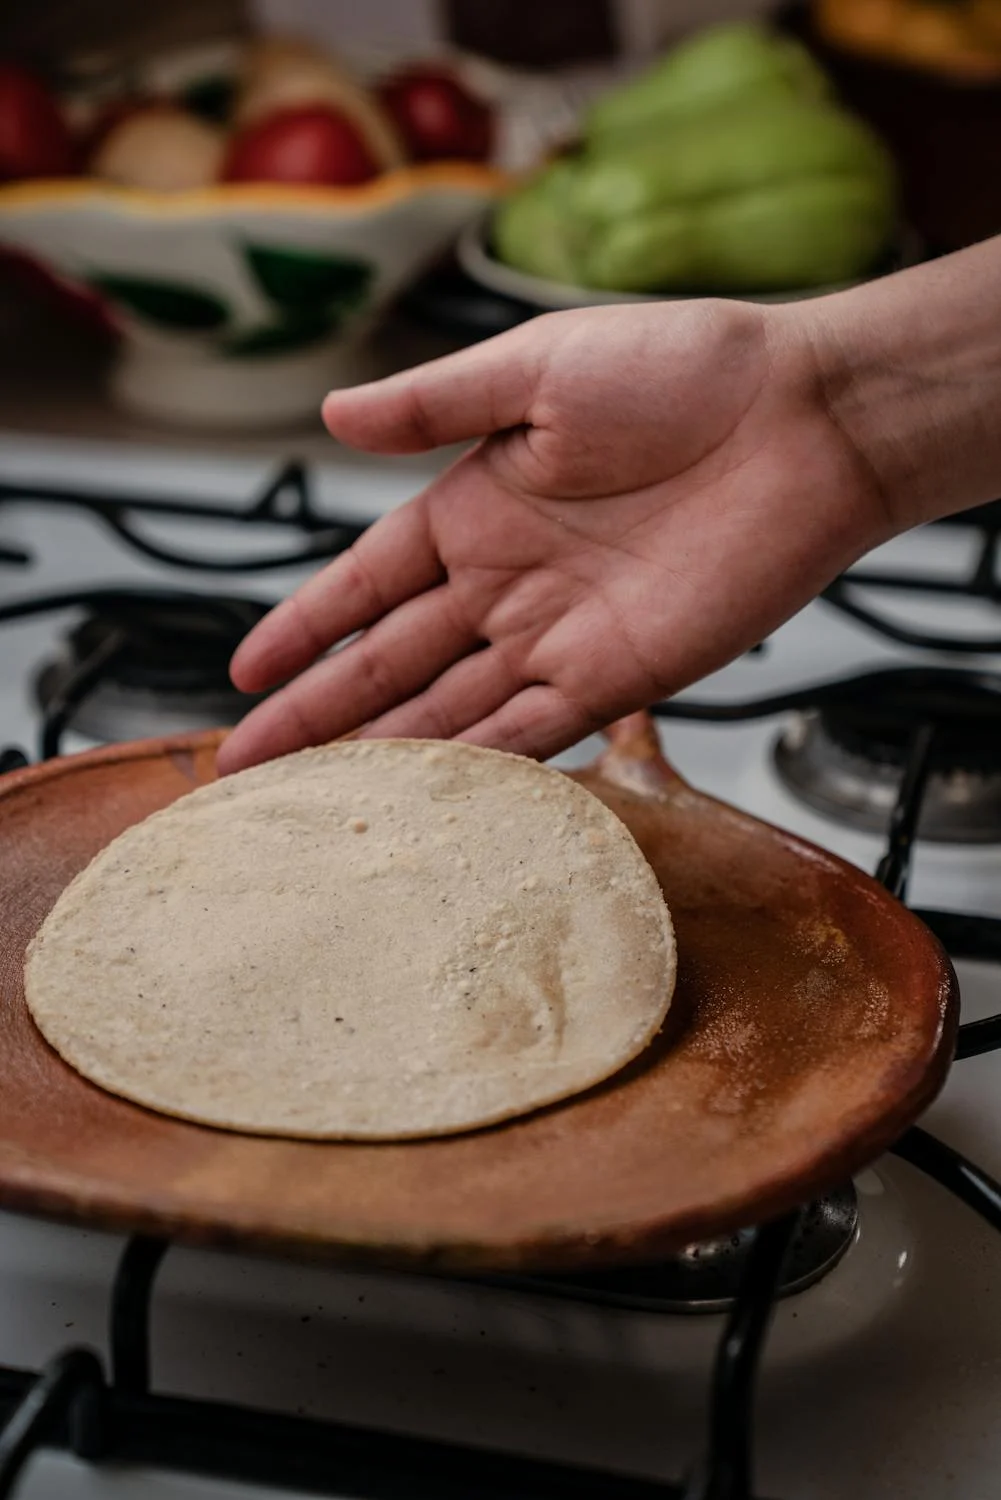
xmin=219 ymin=303 xmax=883 ymax=774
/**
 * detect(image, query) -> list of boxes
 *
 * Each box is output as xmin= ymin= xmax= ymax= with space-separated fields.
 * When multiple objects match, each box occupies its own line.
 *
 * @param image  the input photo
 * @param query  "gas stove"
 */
xmin=0 ymin=429 xmax=1000 ymax=1500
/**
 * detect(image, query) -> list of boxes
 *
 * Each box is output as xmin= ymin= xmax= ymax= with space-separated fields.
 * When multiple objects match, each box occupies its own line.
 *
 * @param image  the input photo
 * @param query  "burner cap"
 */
xmin=774 ymin=668 xmax=1001 ymax=843
xmin=35 ymin=594 xmax=270 ymax=745
xmin=510 ymin=1188 xmax=858 ymax=1314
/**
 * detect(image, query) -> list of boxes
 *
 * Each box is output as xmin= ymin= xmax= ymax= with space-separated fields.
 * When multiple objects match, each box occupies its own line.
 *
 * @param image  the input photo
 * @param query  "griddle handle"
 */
xmin=599 ymin=712 xmax=685 ymax=796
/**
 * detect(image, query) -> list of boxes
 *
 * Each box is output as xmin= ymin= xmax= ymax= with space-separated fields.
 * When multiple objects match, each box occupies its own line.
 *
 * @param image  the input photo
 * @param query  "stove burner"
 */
xmin=507 ymin=1187 xmax=858 ymax=1313
xmin=33 ymin=594 xmax=270 ymax=749
xmin=0 ymin=748 xmax=28 ymax=774
xmin=774 ymin=668 xmax=1001 ymax=842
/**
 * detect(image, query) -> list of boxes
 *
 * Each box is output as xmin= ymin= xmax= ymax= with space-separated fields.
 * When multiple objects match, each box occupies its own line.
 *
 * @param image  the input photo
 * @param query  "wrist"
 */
xmin=785 ymin=239 xmax=1001 ymax=533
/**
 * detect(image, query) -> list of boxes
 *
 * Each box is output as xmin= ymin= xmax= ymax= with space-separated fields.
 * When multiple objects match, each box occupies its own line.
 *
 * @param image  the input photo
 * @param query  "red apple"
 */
xmin=234 ymin=37 xmax=405 ymax=170
xmin=378 ymin=66 xmax=493 ymax=162
xmin=0 ymin=247 xmax=117 ymax=338
xmin=0 ymin=64 xmax=76 ymax=180
xmin=222 ymin=105 xmax=380 ymax=186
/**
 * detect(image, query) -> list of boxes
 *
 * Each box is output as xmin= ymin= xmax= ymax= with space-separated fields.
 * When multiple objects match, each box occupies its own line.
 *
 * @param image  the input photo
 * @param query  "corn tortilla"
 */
xmin=25 ymin=740 xmax=676 ymax=1139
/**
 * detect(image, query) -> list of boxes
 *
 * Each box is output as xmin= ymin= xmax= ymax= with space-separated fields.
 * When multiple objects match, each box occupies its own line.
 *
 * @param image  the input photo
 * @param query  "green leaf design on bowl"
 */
xmin=89 ymin=275 xmax=228 ymax=331
xmin=222 ymin=310 xmax=335 ymax=357
xmin=243 ymin=244 xmax=374 ymax=315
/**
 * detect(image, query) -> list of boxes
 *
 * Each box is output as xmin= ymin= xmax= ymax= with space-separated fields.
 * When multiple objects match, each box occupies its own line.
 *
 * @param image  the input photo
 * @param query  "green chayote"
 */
xmin=585 ymin=22 xmax=831 ymax=147
xmin=694 ymin=175 xmax=895 ymax=291
xmin=494 ymin=77 xmax=897 ymax=294
xmin=491 ymin=160 xmax=584 ymax=284
xmin=574 ymin=99 xmax=892 ymax=219
xmin=579 ymin=174 xmax=894 ymax=292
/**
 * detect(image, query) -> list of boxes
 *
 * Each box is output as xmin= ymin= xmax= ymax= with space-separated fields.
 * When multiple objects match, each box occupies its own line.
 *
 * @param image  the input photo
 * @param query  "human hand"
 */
xmin=218 ymin=297 xmax=891 ymax=774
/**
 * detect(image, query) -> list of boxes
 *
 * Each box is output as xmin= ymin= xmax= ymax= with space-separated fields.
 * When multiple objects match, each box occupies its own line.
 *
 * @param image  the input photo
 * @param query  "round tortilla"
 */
xmin=24 ymin=740 xmax=676 ymax=1140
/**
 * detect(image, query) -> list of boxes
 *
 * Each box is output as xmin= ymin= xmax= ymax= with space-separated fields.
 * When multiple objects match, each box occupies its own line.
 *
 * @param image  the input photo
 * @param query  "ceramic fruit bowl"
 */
xmin=0 ymin=166 xmax=505 ymax=429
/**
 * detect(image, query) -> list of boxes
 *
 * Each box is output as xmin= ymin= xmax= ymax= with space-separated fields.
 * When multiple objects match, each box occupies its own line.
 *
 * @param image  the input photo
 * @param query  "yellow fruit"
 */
xmin=897 ymin=4 xmax=1001 ymax=76
xmin=816 ymin=0 xmax=1001 ymax=79
xmin=815 ymin=0 xmax=901 ymax=50
xmin=92 ymin=107 xmax=224 ymax=192
xmin=968 ymin=0 xmax=1001 ymax=50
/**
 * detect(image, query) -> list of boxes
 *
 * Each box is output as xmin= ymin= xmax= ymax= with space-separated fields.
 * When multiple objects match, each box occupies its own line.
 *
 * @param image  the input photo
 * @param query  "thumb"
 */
xmin=321 ymin=319 xmax=545 ymax=454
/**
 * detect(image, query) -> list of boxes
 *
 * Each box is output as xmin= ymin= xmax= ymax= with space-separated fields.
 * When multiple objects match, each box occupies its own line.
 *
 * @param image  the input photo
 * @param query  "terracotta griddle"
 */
xmin=0 ymin=715 xmax=957 ymax=1273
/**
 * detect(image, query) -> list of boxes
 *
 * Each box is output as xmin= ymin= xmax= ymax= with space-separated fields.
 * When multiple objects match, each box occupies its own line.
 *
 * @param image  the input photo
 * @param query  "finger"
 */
xmin=321 ymin=321 xmax=543 ymax=454
xmin=217 ymin=586 xmax=476 ymax=775
xmin=360 ymin=645 xmax=522 ymax=741
xmin=230 ymin=498 xmax=440 ymax=693
xmin=459 ymin=685 xmax=606 ymax=762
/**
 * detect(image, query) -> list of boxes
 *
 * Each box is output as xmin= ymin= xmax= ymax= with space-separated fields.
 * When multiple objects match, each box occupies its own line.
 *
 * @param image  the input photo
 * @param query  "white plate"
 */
xmin=457 ymin=212 xmax=919 ymax=310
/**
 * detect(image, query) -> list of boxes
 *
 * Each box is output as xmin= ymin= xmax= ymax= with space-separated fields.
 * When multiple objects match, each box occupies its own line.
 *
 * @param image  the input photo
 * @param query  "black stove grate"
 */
xmin=0 ymin=460 xmax=365 ymax=574
xmin=0 ymin=1218 xmax=798 ymax=1500
xmin=822 ymin=499 xmax=1001 ymax=653
xmin=654 ymin=669 xmax=1001 ymax=1064
xmin=0 ymin=1343 xmax=677 ymax=1500
xmin=1 ymin=470 xmax=1001 ymax=1498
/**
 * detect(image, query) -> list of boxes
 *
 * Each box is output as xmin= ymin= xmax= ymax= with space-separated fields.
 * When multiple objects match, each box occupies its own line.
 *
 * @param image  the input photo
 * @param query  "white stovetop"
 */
xmin=1 ymin=428 xmax=1001 ymax=1500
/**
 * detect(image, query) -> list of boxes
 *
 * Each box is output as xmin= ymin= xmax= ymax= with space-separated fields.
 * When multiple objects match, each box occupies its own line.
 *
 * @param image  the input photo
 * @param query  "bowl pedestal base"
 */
xmin=109 ymin=337 xmax=366 ymax=430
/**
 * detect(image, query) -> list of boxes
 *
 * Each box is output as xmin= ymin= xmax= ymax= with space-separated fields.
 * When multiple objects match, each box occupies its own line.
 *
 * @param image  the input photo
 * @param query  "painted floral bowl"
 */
xmin=0 ymin=165 xmax=505 ymax=429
